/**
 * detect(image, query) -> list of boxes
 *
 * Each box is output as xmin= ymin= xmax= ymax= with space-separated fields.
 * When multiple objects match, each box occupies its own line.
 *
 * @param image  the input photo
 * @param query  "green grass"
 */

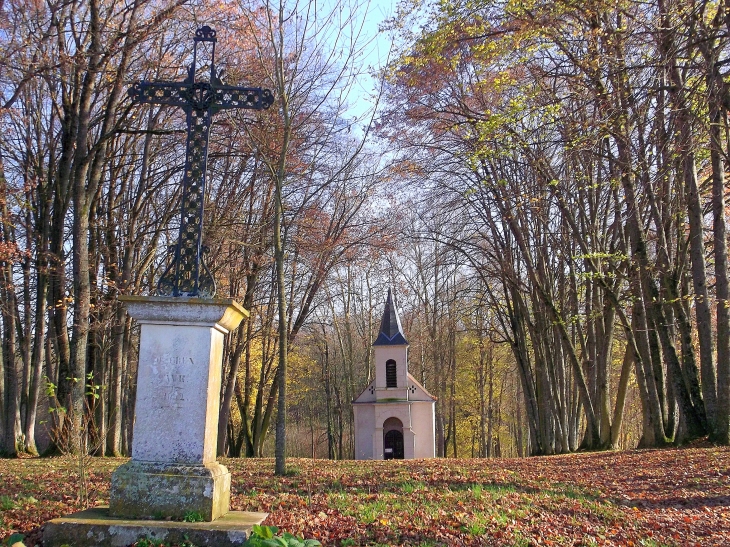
xmin=0 ymin=497 xmax=16 ymax=511
xmin=639 ymin=540 xmax=673 ymax=547
xmin=182 ymin=511 xmax=204 ymax=523
xmin=462 ymin=520 xmax=486 ymax=535
xmin=359 ymin=499 xmax=389 ymax=524
xmin=400 ymin=481 xmax=425 ymax=494
xmin=135 ymin=538 xmax=165 ymax=547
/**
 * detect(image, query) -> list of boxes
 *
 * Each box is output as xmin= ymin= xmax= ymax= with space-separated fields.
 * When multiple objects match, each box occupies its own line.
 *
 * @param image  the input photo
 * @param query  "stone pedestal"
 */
xmin=110 ymin=296 xmax=247 ymax=521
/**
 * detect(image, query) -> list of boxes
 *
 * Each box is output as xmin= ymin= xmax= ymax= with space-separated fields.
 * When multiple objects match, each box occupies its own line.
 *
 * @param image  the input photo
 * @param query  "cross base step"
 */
xmin=42 ymin=506 xmax=268 ymax=547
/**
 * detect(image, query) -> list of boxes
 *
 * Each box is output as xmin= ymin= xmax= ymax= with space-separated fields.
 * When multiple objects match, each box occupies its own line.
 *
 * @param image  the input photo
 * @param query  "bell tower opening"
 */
xmin=386 ymin=359 xmax=397 ymax=387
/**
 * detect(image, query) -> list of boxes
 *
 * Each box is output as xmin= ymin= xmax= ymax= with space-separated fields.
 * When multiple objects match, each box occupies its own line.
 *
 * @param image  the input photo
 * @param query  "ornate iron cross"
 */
xmin=129 ymin=26 xmax=274 ymax=297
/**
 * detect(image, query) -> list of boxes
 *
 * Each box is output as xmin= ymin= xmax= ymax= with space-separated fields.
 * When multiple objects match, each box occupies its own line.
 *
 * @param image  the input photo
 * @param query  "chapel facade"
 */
xmin=352 ymin=289 xmax=436 ymax=460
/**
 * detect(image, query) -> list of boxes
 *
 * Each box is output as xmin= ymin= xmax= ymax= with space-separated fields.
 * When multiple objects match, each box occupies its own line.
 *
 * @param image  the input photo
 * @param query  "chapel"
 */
xmin=352 ymin=289 xmax=437 ymax=460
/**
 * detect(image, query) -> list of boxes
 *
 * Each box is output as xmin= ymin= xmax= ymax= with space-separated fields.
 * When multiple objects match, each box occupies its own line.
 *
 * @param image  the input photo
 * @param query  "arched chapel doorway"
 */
xmin=383 ymin=417 xmax=404 ymax=460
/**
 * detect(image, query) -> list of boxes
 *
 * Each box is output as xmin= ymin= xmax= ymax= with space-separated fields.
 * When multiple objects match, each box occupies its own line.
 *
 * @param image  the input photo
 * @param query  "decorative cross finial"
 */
xmin=129 ymin=26 xmax=274 ymax=297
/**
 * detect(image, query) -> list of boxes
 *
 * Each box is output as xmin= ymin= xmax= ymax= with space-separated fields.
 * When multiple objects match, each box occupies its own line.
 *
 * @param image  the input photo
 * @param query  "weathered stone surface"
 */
xmin=110 ymin=461 xmax=230 ymax=520
xmin=118 ymin=296 xmax=248 ymax=465
xmin=43 ymin=507 xmax=267 ymax=547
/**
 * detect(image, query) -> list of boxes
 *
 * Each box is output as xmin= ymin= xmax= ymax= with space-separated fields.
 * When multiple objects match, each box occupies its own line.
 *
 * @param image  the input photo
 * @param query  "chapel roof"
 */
xmin=373 ymin=288 xmax=409 ymax=346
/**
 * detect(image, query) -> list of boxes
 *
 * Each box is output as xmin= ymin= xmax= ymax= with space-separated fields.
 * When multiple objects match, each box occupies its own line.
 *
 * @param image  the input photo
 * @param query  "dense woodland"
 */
xmin=0 ymin=0 xmax=729 ymax=464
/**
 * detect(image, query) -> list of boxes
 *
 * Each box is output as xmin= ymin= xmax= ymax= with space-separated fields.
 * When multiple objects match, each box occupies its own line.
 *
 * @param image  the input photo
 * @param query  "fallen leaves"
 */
xmin=0 ymin=446 xmax=728 ymax=546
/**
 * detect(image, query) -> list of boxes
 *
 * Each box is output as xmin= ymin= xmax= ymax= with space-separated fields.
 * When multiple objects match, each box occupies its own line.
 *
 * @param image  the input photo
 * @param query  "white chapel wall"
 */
xmin=353 ymin=404 xmax=375 ymax=459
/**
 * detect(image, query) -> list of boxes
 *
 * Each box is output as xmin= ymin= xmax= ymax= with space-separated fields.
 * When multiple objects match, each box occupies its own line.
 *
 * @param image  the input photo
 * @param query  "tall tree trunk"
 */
xmin=218 ymin=334 xmax=245 ymax=456
xmin=657 ymin=0 xmax=716 ymax=440
xmin=610 ymin=348 xmax=634 ymax=448
xmin=711 ymin=101 xmax=730 ymax=446
xmin=274 ymin=182 xmax=287 ymax=473
xmin=0 ymin=154 xmax=21 ymax=456
xmin=24 ymin=270 xmax=48 ymax=456
xmin=699 ymin=29 xmax=730 ymax=444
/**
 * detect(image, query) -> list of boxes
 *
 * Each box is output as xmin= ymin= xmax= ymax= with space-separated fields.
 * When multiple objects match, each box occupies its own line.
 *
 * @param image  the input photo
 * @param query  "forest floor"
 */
xmin=0 ymin=444 xmax=728 ymax=546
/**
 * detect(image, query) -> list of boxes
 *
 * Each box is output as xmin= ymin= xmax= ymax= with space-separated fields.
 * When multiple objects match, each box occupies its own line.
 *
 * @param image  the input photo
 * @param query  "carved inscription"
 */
xmin=150 ymin=354 xmax=194 ymax=410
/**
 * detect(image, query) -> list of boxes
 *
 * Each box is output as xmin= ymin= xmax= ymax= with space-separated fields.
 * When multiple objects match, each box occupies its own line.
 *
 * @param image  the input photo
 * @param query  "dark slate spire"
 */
xmin=373 ymin=288 xmax=408 ymax=346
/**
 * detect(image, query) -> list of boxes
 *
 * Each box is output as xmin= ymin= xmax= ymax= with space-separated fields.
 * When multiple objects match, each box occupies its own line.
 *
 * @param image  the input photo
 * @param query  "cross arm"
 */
xmin=128 ymin=81 xmax=190 ymax=108
xmin=213 ymin=86 xmax=274 ymax=111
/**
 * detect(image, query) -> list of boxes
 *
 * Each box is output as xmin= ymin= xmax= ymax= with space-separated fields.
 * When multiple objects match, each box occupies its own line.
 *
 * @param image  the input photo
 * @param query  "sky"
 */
xmin=346 ymin=0 xmax=398 ymax=124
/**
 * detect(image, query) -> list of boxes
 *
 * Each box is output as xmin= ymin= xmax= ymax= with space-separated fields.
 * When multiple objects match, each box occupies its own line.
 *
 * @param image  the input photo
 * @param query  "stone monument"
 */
xmin=43 ymin=26 xmax=273 ymax=547
xmin=109 ymin=296 xmax=246 ymax=522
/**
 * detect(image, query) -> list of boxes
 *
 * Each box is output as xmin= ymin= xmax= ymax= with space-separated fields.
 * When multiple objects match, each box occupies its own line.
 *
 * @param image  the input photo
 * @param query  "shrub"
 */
xmin=245 ymin=525 xmax=322 ymax=547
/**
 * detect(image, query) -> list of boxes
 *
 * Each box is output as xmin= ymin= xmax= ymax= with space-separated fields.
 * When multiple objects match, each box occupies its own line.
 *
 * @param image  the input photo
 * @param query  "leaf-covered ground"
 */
xmin=0 ymin=446 xmax=728 ymax=546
